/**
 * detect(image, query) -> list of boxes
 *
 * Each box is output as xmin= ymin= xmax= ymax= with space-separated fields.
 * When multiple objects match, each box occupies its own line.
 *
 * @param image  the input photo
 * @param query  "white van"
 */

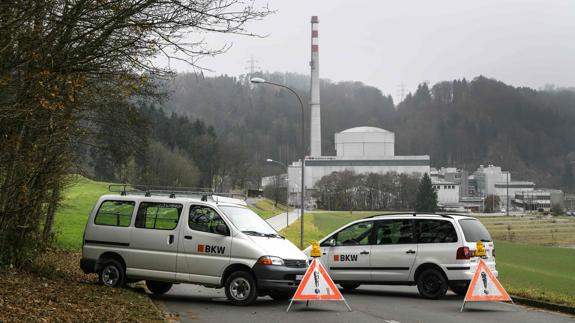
xmin=80 ymin=192 xmax=307 ymax=305
xmin=304 ymin=213 xmax=496 ymax=299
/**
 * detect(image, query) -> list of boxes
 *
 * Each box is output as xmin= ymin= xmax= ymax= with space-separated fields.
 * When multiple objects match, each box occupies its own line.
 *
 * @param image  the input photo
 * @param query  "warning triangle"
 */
xmin=292 ymin=258 xmax=344 ymax=301
xmin=464 ymin=259 xmax=511 ymax=302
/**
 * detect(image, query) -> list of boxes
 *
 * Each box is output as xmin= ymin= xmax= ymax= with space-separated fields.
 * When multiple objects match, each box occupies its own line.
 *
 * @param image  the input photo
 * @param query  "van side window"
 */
xmin=375 ymin=220 xmax=415 ymax=244
xmin=135 ymin=202 xmax=182 ymax=230
xmin=334 ymin=221 xmax=373 ymax=246
xmin=416 ymin=219 xmax=458 ymax=243
xmin=189 ymin=205 xmax=227 ymax=234
xmin=94 ymin=200 xmax=135 ymax=227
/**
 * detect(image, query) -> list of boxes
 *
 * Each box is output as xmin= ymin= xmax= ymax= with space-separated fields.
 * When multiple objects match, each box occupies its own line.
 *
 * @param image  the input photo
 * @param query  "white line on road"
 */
xmin=385 ymin=320 xmax=401 ymax=323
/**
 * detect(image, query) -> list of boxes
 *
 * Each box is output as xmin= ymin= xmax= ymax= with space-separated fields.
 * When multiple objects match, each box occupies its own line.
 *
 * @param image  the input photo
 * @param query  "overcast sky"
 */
xmin=162 ymin=0 xmax=575 ymax=102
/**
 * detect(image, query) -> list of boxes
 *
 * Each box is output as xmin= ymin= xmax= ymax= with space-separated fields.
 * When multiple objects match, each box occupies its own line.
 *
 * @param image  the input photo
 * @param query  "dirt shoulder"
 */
xmin=0 ymin=250 xmax=163 ymax=322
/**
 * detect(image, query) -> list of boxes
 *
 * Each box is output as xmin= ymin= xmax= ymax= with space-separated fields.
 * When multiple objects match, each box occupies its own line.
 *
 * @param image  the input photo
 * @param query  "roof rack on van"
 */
xmin=108 ymin=184 xmax=247 ymax=204
xmin=362 ymin=212 xmax=453 ymax=219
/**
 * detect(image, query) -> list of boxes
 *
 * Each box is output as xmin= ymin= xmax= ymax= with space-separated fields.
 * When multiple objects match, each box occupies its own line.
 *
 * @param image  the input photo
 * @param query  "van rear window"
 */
xmin=94 ymin=200 xmax=135 ymax=227
xmin=458 ymin=219 xmax=492 ymax=242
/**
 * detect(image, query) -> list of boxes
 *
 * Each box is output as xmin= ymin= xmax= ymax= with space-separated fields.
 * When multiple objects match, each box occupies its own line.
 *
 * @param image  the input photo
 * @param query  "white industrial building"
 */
xmin=287 ymin=126 xmax=430 ymax=206
xmin=283 ymin=16 xmax=430 ymax=207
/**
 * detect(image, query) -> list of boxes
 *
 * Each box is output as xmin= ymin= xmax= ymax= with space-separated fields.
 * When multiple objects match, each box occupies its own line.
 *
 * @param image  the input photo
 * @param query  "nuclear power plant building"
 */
xmin=285 ymin=16 xmax=430 ymax=206
xmin=287 ymin=126 xmax=430 ymax=206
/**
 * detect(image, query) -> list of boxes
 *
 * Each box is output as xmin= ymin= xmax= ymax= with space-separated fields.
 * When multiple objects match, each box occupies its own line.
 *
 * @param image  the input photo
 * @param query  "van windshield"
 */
xmin=219 ymin=205 xmax=279 ymax=237
xmin=458 ymin=219 xmax=492 ymax=242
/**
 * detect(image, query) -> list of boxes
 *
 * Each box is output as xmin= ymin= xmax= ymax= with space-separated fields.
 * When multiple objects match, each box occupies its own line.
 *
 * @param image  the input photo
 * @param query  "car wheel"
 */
xmin=268 ymin=290 xmax=293 ymax=301
xmin=225 ymin=271 xmax=258 ymax=305
xmin=416 ymin=268 xmax=448 ymax=299
xmin=99 ymin=259 xmax=125 ymax=288
xmin=339 ymin=283 xmax=360 ymax=290
xmin=146 ymin=280 xmax=173 ymax=295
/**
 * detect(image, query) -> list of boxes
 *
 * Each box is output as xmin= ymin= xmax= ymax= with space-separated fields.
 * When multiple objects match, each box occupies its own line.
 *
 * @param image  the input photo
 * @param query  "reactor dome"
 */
xmin=335 ymin=127 xmax=395 ymax=157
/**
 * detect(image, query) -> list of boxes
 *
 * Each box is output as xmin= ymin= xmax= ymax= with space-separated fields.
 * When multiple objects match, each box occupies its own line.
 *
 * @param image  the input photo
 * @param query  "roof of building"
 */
xmin=339 ymin=126 xmax=392 ymax=134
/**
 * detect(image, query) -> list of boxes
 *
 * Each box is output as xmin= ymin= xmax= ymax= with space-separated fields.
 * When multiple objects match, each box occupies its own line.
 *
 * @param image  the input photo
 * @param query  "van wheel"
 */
xmin=99 ymin=259 xmax=125 ymax=288
xmin=340 ymin=283 xmax=360 ymax=290
xmin=225 ymin=271 xmax=258 ymax=305
xmin=268 ymin=290 xmax=292 ymax=301
xmin=416 ymin=268 xmax=448 ymax=299
xmin=449 ymin=282 xmax=470 ymax=296
xmin=146 ymin=280 xmax=173 ymax=295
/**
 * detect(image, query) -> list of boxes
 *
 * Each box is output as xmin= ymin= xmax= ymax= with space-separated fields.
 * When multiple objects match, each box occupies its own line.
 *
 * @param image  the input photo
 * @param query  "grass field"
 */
xmin=280 ymin=211 xmax=575 ymax=306
xmin=53 ymin=176 xmax=111 ymax=249
xmin=248 ymin=198 xmax=290 ymax=219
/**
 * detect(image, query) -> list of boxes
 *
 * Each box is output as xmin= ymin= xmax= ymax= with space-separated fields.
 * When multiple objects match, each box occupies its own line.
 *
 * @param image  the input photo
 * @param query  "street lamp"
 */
xmin=252 ymin=77 xmax=306 ymax=249
xmin=266 ymin=158 xmax=290 ymax=229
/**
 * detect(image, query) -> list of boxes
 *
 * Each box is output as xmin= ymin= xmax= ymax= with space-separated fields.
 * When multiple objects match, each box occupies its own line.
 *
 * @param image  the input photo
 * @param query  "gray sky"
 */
xmin=163 ymin=0 xmax=575 ymax=102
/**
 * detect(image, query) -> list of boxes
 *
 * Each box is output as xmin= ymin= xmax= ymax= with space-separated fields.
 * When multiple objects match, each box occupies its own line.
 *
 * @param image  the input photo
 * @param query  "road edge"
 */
xmin=512 ymin=295 xmax=575 ymax=316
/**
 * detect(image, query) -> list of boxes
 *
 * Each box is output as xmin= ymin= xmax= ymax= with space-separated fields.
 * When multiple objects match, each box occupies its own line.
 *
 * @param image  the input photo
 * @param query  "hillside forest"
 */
xmin=87 ymin=73 xmax=575 ymax=194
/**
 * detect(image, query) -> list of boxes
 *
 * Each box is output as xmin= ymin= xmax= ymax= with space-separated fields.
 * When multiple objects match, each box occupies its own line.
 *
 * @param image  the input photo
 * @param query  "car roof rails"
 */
xmin=108 ymin=184 xmax=247 ymax=205
xmin=363 ymin=212 xmax=453 ymax=219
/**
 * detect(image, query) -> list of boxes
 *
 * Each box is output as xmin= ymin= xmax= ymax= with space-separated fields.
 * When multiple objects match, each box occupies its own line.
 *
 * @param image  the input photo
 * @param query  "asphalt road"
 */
xmin=152 ymin=284 xmax=574 ymax=323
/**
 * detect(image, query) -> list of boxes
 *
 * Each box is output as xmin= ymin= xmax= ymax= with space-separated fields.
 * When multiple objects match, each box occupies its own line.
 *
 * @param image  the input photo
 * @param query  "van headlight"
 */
xmin=256 ymin=256 xmax=284 ymax=266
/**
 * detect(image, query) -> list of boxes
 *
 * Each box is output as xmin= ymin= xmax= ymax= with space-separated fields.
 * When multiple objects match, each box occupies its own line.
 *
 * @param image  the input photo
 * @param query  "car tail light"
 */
xmin=456 ymin=246 xmax=470 ymax=260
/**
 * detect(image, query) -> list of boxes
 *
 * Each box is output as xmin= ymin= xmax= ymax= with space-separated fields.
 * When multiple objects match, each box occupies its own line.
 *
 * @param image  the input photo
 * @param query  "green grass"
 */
xmin=248 ymin=198 xmax=290 ymax=219
xmin=495 ymin=240 xmax=575 ymax=306
xmin=53 ymin=176 xmax=111 ymax=249
xmin=281 ymin=212 xmax=575 ymax=306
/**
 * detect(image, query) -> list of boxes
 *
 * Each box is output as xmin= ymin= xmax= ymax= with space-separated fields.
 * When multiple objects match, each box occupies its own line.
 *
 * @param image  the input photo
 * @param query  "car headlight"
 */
xmin=256 ymin=256 xmax=284 ymax=266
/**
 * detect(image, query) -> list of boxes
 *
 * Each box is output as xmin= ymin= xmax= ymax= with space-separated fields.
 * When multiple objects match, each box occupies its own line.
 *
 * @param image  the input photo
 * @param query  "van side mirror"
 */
xmin=215 ymin=223 xmax=229 ymax=235
xmin=327 ymin=238 xmax=336 ymax=247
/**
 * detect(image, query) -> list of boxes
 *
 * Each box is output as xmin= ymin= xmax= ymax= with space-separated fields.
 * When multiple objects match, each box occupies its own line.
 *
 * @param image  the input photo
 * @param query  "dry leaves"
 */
xmin=0 ymin=250 xmax=164 ymax=322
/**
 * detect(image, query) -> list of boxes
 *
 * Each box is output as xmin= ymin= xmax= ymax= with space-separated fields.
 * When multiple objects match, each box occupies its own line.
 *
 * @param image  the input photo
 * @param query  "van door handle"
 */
xmin=184 ymin=235 xmax=192 ymax=240
xmin=406 ymin=249 xmax=416 ymax=254
xmin=360 ymin=250 xmax=370 ymax=255
xmin=168 ymin=235 xmax=175 ymax=245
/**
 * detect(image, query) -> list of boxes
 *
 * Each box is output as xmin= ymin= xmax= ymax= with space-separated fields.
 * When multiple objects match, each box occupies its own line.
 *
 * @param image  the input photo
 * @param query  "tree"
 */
xmin=0 ymin=0 xmax=270 ymax=267
xmin=484 ymin=195 xmax=501 ymax=213
xmin=415 ymin=173 xmax=438 ymax=212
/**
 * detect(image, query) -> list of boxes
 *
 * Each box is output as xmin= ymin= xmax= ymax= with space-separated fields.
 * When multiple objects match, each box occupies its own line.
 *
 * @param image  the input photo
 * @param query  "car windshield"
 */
xmin=458 ymin=219 xmax=492 ymax=242
xmin=218 ymin=205 xmax=278 ymax=236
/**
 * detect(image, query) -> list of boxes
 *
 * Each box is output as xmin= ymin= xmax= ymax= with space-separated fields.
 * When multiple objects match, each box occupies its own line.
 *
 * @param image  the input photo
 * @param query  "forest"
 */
xmin=149 ymin=72 xmax=575 ymax=192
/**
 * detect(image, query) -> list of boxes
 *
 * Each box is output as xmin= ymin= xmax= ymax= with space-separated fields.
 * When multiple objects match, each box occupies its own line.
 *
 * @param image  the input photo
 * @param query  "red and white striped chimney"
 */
xmin=310 ymin=16 xmax=321 ymax=157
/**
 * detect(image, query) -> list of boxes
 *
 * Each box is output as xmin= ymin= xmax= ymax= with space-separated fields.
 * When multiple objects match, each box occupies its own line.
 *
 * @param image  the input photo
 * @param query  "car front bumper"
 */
xmin=252 ymin=263 xmax=307 ymax=291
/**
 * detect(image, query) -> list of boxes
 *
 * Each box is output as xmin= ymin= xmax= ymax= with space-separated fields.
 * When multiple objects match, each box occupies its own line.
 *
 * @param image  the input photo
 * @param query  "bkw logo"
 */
xmin=197 ymin=244 xmax=226 ymax=254
xmin=333 ymin=254 xmax=358 ymax=262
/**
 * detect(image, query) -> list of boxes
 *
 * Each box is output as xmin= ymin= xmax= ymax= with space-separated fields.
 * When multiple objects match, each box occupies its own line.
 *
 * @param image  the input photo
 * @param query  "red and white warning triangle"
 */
xmin=461 ymin=258 xmax=512 ymax=311
xmin=287 ymin=258 xmax=351 ymax=312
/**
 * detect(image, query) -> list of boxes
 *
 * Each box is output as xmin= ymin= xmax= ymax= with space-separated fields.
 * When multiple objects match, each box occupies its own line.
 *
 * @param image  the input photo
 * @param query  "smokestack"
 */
xmin=309 ymin=16 xmax=321 ymax=157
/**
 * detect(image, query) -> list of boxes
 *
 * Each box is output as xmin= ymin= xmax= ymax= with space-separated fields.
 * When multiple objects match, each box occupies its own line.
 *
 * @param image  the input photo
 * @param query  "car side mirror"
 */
xmin=327 ymin=238 xmax=336 ymax=247
xmin=215 ymin=223 xmax=229 ymax=235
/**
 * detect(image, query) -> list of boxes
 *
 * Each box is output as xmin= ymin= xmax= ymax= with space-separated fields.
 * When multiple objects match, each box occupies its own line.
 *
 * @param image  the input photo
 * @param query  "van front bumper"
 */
xmin=252 ymin=264 xmax=307 ymax=291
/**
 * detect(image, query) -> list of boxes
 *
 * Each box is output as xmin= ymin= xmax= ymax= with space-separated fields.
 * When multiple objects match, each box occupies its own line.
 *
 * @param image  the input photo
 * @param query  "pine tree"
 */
xmin=415 ymin=173 xmax=438 ymax=212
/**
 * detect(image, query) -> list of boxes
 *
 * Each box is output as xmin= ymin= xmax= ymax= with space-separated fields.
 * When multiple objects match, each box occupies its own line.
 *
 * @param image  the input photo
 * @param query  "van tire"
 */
xmin=225 ymin=271 xmax=258 ymax=306
xmin=449 ymin=282 xmax=470 ymax=296
xmin=268 ymin=290 xmax=292 ymax=301
xmin=99 ymin=259 xmax=125 ymax=288
xmin=340 ymin=283 xmax=360 ymax=290
xmin=416 ymin=268 xmax=448 ymax=299
xmin=146 ymin=280 xmax=173 ymax=295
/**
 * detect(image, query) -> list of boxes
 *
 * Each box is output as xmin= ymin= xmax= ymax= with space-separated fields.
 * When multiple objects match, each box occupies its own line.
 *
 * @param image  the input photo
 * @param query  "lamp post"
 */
xmin=251 ymin=77 xmax=306 ymax=249
xmin=266 ymin=158 xmax=289 ymax=229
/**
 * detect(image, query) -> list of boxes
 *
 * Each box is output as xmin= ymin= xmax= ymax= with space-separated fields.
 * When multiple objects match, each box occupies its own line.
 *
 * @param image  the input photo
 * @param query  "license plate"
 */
xmin=295 ymin=275 xmax=304 ymax=281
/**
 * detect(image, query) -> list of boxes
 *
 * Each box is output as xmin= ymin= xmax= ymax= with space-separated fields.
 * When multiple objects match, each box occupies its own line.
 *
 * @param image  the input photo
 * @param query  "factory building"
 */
xmin=284 ymin=16 xmax=430 ymax=207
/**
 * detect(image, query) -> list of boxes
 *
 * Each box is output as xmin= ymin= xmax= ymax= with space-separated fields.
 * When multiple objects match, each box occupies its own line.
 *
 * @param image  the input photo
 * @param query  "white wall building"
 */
xmin=432 ymin=181 xmax=460 ymax=205
xmin=287 ymin=127 xmax=430 ymax=206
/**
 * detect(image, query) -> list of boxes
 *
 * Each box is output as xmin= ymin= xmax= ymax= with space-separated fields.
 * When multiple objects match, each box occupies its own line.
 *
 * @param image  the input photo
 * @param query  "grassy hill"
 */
xmin=248 ymin=198 xmax=290 ymax=219
xmin=53 ymin=176 xmax=111 ymax=249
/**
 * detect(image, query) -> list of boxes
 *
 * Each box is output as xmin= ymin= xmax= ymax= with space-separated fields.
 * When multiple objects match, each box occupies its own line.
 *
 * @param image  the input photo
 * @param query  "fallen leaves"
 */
xmin=0 ymin=250 xmax=163 ymax=322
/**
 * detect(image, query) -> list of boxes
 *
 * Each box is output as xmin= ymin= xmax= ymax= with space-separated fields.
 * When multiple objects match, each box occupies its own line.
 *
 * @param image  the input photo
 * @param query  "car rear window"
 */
xmin=458 ymin=219 xmax=492 ymax=242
